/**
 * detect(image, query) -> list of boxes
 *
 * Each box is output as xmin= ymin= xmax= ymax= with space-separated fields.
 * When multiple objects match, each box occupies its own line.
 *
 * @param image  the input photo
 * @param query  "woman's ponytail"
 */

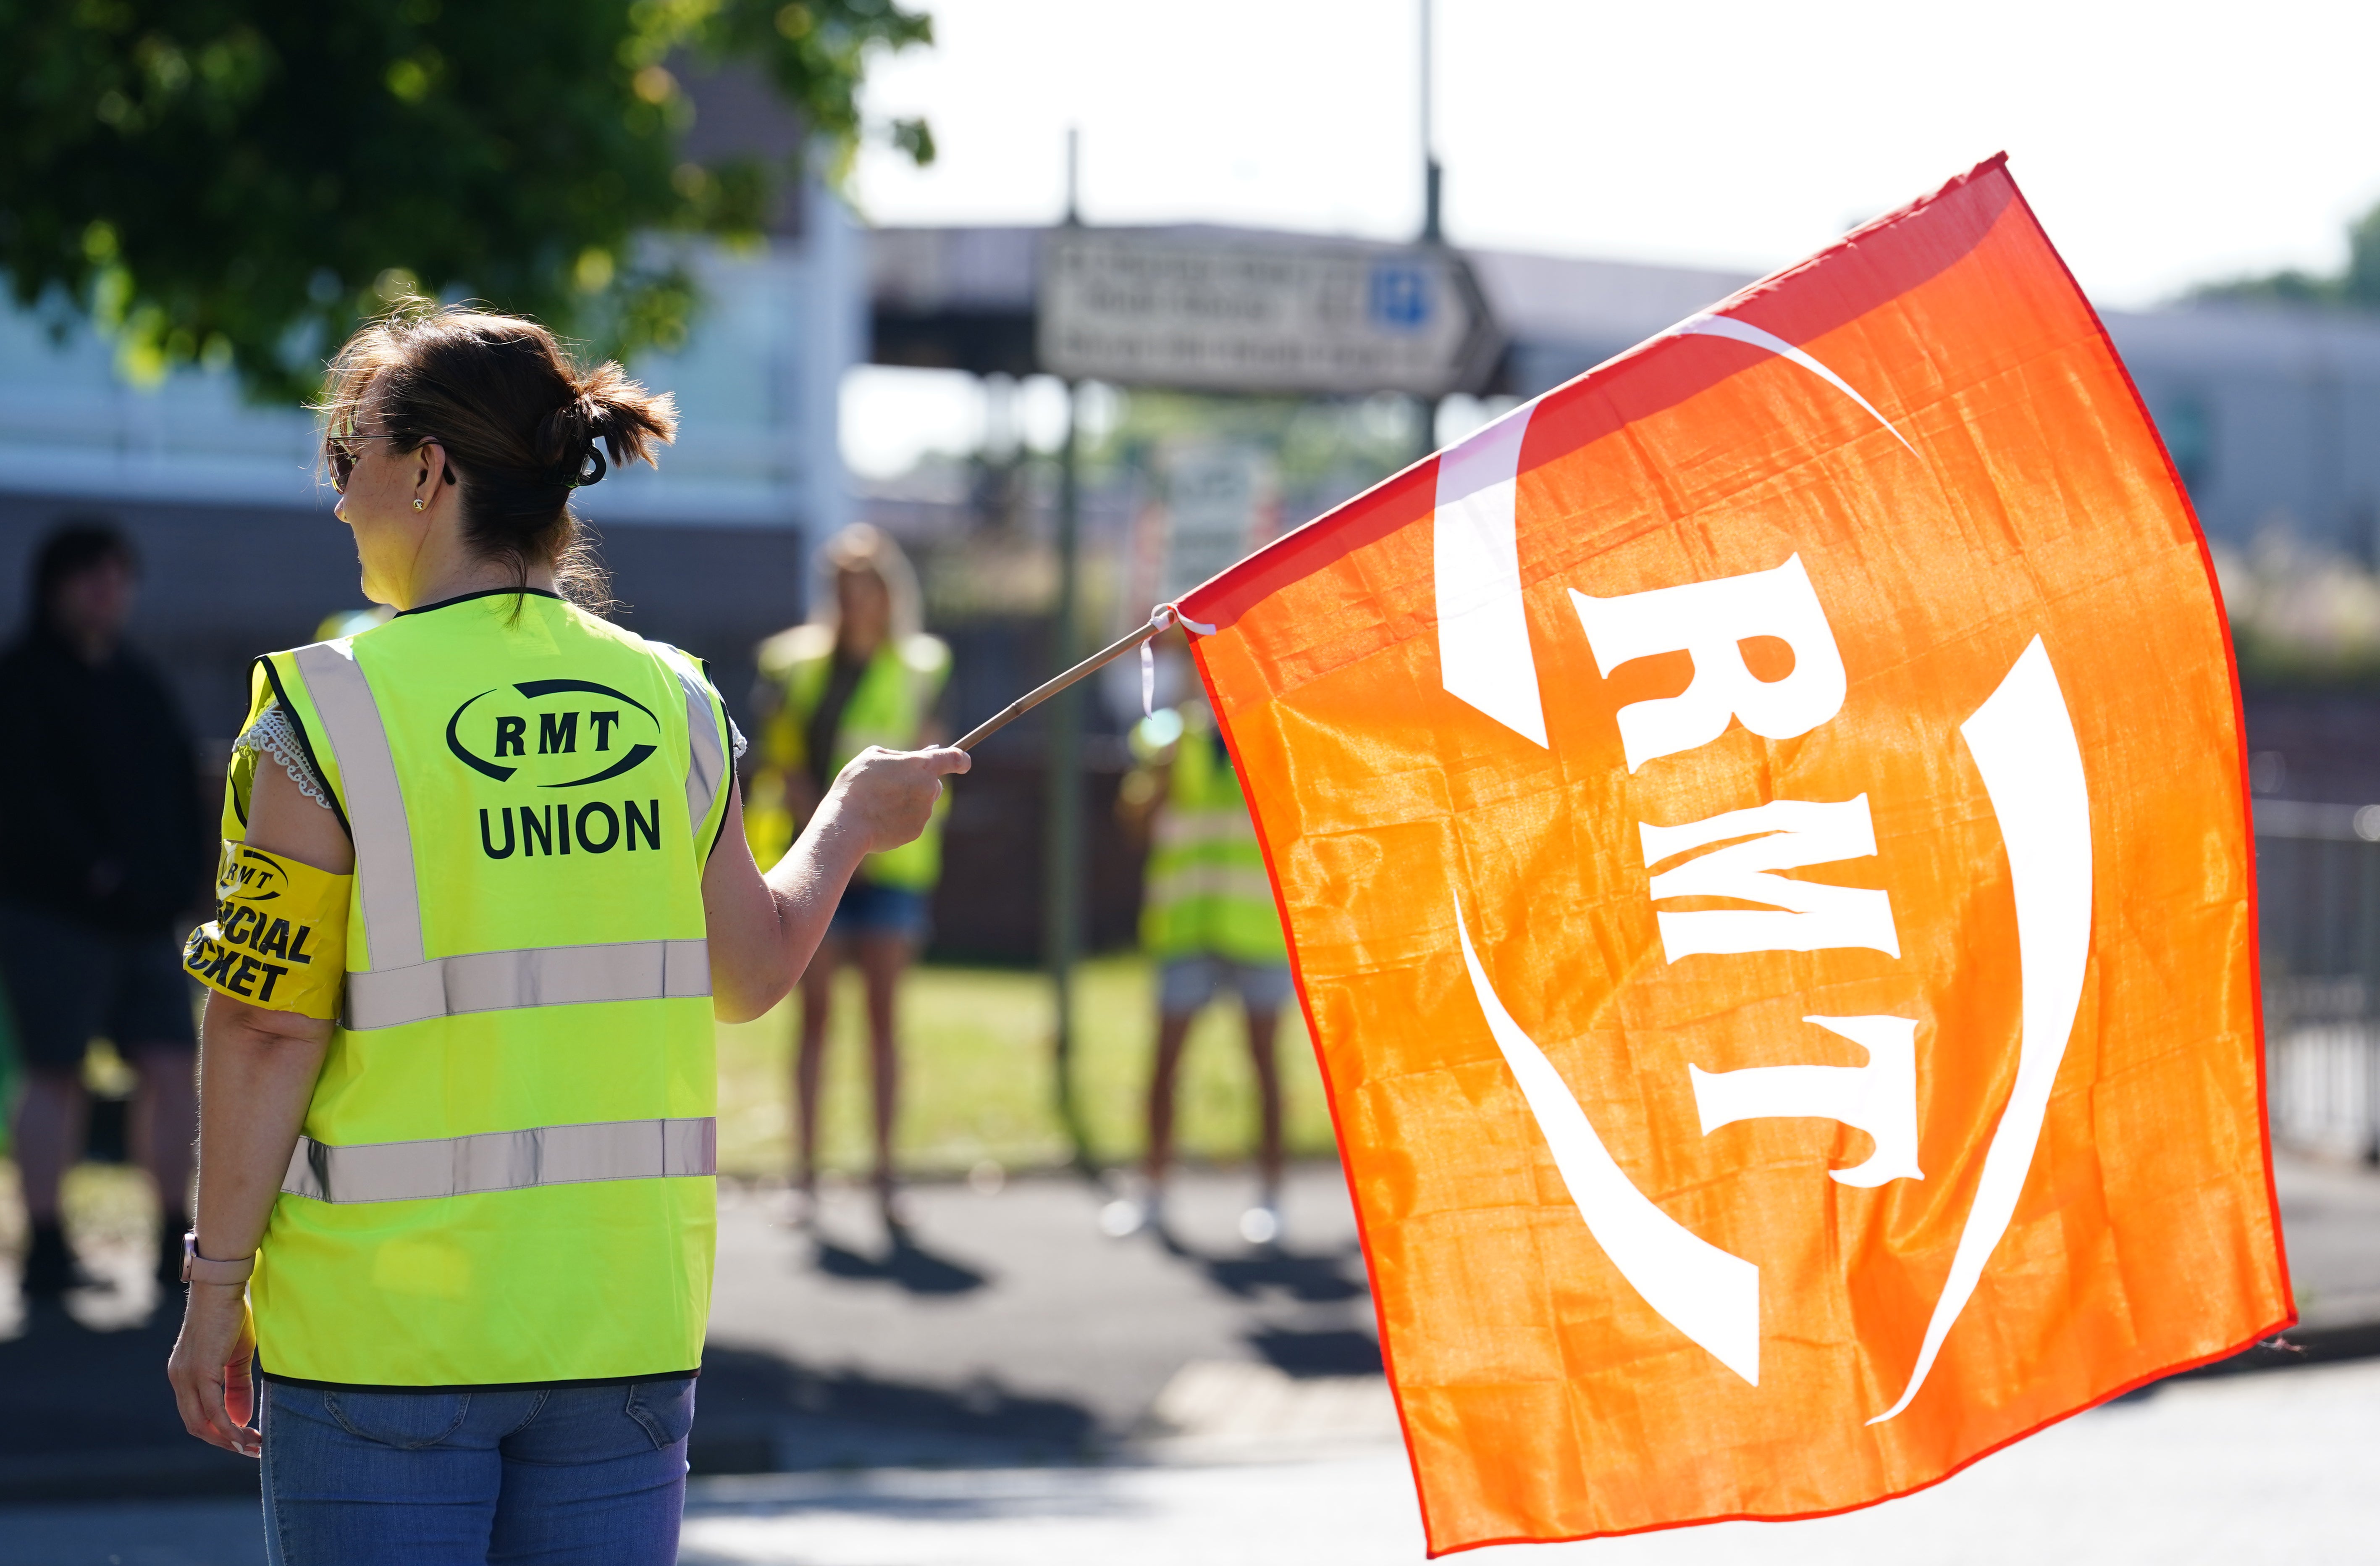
xmin=541 ymin=363 xmax=676 ymax=495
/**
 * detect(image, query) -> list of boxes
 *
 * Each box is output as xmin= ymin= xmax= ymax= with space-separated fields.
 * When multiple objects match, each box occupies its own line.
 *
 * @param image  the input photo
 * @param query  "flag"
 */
xmin=1176 ymin=157 xmax=2291 ymax=1552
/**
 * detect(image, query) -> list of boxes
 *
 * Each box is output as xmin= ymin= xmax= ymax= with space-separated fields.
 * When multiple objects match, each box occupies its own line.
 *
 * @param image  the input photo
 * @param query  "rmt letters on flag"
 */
xmin=1177 ymin=158 xmax=2291 ymax=1553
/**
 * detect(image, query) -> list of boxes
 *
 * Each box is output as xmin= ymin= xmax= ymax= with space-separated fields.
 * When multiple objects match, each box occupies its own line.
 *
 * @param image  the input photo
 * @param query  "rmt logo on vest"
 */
xmin=446 ymin=678 xmax=669 ymax=862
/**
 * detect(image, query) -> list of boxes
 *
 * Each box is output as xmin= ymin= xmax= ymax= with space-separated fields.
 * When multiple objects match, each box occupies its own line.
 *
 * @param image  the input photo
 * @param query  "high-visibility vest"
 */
xmin=1139 ymin=708 xmax=1286 ymax=965
xmin=745 ymin=624 xmax=950 ymax=891
xmin=240 ymin=591 xmax=730 ymax=1387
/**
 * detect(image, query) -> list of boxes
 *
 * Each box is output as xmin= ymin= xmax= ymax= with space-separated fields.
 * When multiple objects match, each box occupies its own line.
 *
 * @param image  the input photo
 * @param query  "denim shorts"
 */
xmin=1158 ymin=954 xmax=1294 ymax=1017
xmin=259 ymin=1375 xmax=695 ymax=1565
xmin=827 ymin=879 xmax=931 ymax=944
xmin=0 ymin=901 xmax=195 ymax=1069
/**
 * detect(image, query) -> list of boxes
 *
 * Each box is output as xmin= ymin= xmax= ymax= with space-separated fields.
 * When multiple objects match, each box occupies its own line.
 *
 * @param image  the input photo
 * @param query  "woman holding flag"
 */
xmin=162 ymin=300 xmax=963 ymax=1562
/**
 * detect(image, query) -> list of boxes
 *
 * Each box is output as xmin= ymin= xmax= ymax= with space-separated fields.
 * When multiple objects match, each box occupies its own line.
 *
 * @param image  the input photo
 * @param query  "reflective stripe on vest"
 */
xmin=1152 ymin=807 xmax=1257 ymax=851
xmin=283 ymin=1116 xmax=717 ymax=1203
xmin=297 ymin=641 xmax=425 ymax=971
xmin=344 ymin=938 xmax=713 ymax=1031
xmin=1144 ymin=864 xmax=1278 ymax=906
xmin=295 ymin=638 xmax=728 ymax=1026
xmin=676 ymin=663 xmax=727 ymax=841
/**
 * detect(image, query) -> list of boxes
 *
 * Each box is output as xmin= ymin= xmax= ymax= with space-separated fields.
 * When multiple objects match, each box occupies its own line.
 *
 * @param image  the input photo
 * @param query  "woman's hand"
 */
xmin=819 ymin=745 xmax=970 ymax=856
xmin=701 ymin=744 xmax=970 ymax=1022
xmin=167 ymin=1282 xmax=261 ymax=1457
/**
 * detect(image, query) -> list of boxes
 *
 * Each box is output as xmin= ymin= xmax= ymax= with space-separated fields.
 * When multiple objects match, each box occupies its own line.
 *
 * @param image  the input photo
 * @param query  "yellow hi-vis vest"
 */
xmin=744 ymin=623 xmax=950 ymax=890
xmin=238 ymin=591 xmax=731 ymax=1387
xmin=1137 ymin=707 xmax=1286 ymax=965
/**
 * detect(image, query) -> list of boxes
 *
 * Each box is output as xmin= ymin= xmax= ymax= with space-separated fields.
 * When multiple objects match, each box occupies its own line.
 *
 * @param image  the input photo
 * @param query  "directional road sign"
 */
xmin=1038 ymin=229 xmax=1501 ymax=398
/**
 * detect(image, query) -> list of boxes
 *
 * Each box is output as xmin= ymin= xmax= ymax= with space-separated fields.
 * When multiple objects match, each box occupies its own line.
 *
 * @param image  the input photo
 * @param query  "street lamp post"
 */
xmin=1046 ymin=131 xmax=1095 ymax=1171
xmin=1417 ymin=0 xmax=1446 ymax=461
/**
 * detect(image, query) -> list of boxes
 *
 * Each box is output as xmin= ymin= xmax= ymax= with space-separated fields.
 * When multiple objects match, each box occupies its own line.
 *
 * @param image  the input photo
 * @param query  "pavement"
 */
xmin=4 ymin=1353 xmax=2377 ymax=1565
xmin=0 ymin=1160 xmax=1382 ymax=1502
xmin=691 ymin=1162 xmax=1381 ymax=1471
xmin=2270 ymin=1148 xmax=2380 ymax=1330
xmin=0 ymin=1148 xmax=2373 ymax=1550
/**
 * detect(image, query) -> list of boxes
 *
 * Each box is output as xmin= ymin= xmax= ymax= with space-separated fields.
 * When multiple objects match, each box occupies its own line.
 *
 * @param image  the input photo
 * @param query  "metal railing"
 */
xmin=2255 ymin=800 xmax=2380 ymax=1163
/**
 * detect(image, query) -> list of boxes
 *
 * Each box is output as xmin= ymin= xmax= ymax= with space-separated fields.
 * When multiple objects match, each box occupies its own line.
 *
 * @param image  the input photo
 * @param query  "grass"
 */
xmin=0 ymin=957 xmax=1334 ymax=1245
xmin=715 ymin=955 xmax=1338 ymax=1180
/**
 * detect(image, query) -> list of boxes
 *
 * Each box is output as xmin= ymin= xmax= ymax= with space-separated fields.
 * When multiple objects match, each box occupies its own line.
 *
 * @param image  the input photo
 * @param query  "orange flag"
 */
xmin=1176 ymin=157 xmax=2291 ymax=1552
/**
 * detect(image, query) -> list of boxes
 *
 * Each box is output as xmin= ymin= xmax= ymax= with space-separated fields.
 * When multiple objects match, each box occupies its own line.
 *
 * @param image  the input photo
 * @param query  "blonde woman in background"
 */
xmin=748 ymin=526 xmax=950 ymax=1235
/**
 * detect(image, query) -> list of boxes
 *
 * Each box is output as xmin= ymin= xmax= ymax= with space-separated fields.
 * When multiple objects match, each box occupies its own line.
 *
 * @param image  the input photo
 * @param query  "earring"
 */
xmin=412 ymin=498 xmax=425 ymax=511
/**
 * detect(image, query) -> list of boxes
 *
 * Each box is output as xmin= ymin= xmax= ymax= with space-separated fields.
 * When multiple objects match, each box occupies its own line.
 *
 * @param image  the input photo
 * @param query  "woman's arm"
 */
xmin=166 ymin=760 xmax=350 ymax=1456
xmin=703 ymin=744 xmax=967 ymax=1022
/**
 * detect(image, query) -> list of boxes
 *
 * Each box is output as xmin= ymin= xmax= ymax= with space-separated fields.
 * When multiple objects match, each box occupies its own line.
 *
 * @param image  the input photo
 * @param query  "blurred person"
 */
xmin=0 ymin=520 xmax=213 ymax=1301
xmin=1104 ymin=659 xmax=1291 ymax=1248
xmin=746 ymin=525 xmax=950 ymax=1235
xmin=161 ymin=302 xmax=963 ymax=1563
xmin=313 ymin=604 xmax=396 ymax=641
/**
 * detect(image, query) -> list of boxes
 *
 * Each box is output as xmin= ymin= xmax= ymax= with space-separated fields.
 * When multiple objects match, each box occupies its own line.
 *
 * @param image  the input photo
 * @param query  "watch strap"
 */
xmin=181 ymin=1232 xmax=256 ymax=1286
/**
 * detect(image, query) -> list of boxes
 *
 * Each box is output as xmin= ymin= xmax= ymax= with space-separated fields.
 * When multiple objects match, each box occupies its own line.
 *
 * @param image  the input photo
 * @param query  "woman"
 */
xmin=746 ymin=525 xmax=948 ymax=1234
xmin=161 ymin=302 xmax=963 ymax=1563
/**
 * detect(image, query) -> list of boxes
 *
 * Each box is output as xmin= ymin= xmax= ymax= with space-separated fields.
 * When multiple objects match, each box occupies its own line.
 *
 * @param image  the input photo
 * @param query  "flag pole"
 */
xmin=954 ymin=610 xmax=1175 ymax=753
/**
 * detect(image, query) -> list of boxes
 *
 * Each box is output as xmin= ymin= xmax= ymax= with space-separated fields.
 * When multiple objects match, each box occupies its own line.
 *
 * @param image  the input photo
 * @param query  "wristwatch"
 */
xmin=181 ymin=1232 xmax=256 ymax=1287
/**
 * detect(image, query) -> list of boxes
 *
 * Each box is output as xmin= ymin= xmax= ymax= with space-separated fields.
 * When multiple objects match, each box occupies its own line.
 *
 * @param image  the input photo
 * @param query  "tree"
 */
xmin=0 ymin=0 xmax=932 ymax=402
xmin=2194 ymin=201 xmax=2380 ymax=313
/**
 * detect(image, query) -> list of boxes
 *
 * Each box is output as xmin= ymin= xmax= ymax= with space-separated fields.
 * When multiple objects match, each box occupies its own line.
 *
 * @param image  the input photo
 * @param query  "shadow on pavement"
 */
xmin=0 ymin=1286 xmax=1099 ymax=1498
xmin=1244 ymin=1327 xmax=1384 ymax=1378
xmin=1189 ymin=1245 xmax=1368 ymax=1304
xmin=812 ymin=1235 xmax=991 ymax=1296
xmin=2173 ymin=1319 xmax=2380 ymax=1380
xmin=1145 ymin=1224 xmax=1367 ymax=1304
xmin=0 ymin=1295 xmax=258 ymax=1502
xmin=693 ymin=1341 xmax=1099 ymax=1472
xmin=2096 ymin=1320 xmax=2380 ymax=1406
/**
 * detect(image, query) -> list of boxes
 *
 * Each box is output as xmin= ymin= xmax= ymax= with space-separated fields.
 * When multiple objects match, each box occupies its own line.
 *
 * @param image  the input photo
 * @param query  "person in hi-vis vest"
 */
xmin=161 ymin=303 xmax=964 ymax=1564
xmin=745 ymin=525 xmax=949 ymax=1234
xmin=1104 ymin=649 xmax=1292 ymax=1249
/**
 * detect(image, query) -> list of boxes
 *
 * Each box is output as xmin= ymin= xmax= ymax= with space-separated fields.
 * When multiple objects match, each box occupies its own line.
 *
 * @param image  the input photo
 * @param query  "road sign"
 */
xmin=1161 ymin=443 xmax=1275 ymax=602
xmin=1037 ymin=229 xmax=1500 ymax=398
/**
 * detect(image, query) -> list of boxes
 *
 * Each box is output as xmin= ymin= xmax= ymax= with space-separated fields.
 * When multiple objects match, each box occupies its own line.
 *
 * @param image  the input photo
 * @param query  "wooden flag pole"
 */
xmin=955 ymin=609 xmax=1178 ymax=752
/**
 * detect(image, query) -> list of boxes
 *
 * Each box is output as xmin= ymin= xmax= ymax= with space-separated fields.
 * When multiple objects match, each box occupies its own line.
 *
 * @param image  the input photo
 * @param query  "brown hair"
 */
xmin=812 ymin=524 xmax=923 ymax=646
xmin=319 ymin=301 xmax=677 ymax=610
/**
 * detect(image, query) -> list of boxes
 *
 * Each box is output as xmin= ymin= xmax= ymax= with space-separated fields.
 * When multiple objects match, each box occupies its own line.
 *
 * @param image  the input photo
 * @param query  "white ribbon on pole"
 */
xmin=1141 ymin=604 xmax=1218 ymax=716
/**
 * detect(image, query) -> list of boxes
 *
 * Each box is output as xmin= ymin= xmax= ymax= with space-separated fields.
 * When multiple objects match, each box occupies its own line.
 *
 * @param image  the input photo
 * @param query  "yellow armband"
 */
xmin=182 ymin=843 xmax=350 ymax=1019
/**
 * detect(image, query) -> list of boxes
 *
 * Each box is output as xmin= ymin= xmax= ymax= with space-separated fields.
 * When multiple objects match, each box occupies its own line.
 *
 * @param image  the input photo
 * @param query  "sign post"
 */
xmin=1159 ymin=443 xmax=1274 ymax=602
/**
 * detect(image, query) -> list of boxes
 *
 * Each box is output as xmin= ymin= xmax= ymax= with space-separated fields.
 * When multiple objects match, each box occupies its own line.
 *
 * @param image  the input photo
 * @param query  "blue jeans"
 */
xmin=259 ymin=1376 xmax=695 ymax=1565
xmin=827 ymin=879 xmax=931 ymax=944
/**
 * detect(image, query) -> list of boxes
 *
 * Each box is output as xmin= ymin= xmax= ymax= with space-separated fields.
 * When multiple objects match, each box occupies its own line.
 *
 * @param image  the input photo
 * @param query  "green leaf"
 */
xmin=0 ymin=0 xmax=933 ymax=403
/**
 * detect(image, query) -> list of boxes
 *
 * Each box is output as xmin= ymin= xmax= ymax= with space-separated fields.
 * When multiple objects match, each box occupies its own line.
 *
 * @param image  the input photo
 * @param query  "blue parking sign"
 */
xmin=1369 ymin=261 xmax=1433 ymax=332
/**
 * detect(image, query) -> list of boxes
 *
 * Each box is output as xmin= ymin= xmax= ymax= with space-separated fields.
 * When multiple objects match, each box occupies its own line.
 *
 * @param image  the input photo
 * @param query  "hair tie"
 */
xmin=553 ymin=394 xmax=608 ymax=487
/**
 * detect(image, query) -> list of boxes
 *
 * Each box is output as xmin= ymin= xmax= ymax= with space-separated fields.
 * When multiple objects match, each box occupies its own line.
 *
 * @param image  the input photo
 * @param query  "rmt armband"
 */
xmin=183 ymin=843 xmax=350 ymax=1019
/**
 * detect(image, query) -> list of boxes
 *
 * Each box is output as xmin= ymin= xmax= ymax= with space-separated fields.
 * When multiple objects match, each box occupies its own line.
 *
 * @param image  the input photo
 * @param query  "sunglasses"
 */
xmin=325 ymin=430 xmax=400 ymax=493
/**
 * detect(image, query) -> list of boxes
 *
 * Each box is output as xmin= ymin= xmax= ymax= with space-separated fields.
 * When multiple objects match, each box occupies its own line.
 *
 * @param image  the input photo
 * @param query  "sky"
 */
xmin=840 ymin=0 xmax=2380 ymax=476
